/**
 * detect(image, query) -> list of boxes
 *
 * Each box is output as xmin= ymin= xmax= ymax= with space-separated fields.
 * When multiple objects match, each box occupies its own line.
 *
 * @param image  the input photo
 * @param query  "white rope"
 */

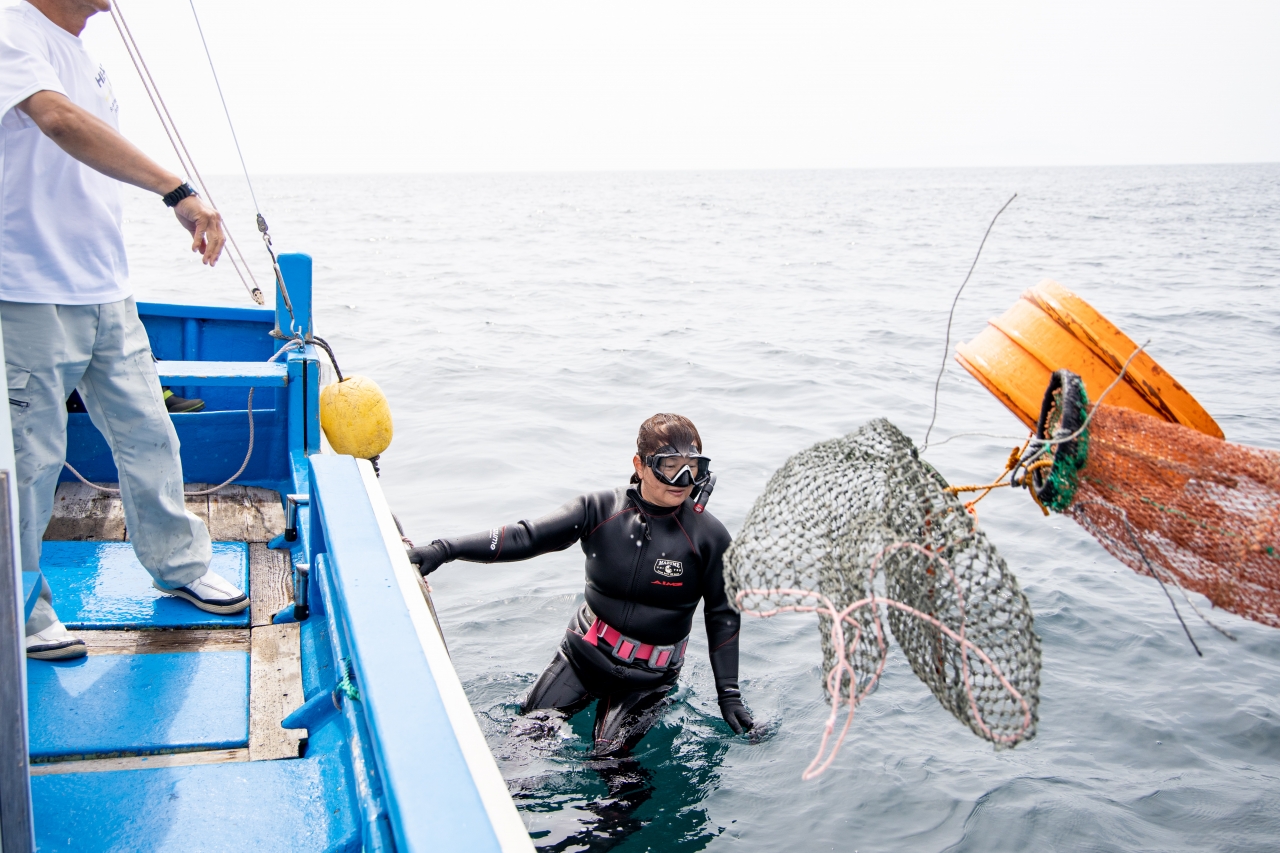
xmin=108 ymin=0 xmax=264 ymax=305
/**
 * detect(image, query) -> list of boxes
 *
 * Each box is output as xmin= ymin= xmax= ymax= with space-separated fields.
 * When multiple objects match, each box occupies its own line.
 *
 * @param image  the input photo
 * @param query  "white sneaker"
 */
xmin=154 ymin=569 xmax=250 ymax=615
xmin=26 ymin=620 xmax=87 ymax=660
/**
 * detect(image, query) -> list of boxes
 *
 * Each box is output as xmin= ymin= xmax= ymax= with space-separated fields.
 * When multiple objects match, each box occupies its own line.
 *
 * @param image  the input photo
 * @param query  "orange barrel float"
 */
xmin=955 ymin=279 xmax=1223 ymax=439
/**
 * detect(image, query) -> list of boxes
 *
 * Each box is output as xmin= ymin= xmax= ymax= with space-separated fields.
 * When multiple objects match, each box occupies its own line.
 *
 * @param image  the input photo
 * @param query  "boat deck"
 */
xmin=25 ymin=483 xmax=356 ymax=852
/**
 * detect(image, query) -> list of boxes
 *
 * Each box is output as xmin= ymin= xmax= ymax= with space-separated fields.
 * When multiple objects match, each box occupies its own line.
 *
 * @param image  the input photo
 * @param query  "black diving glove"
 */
xmin=406 ymin=540 xmax=451 ymax=576
xmin=718 ymin=692 xmax=754 ymax=734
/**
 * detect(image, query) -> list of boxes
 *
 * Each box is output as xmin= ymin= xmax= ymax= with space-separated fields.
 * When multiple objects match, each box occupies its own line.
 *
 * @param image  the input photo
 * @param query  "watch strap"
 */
xmin=162 ymin=182 xmax=197 ymax=208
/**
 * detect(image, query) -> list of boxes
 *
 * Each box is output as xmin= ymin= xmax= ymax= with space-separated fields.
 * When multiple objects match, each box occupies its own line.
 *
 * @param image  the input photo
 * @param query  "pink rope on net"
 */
xmin=736 ymin=542 xmax=1034 ymax=780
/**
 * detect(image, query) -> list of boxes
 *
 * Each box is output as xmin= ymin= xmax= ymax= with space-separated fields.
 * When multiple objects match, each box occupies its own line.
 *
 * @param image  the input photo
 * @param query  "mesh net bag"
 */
xmin=724 ymin=419 xmax=1041 ymax=778
xmin=1031 ymin=372 xmax=1280 ymax=629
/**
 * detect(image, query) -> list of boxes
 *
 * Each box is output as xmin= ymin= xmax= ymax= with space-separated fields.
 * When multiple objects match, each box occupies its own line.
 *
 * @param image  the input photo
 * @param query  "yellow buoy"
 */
xmin=319 ymin=375 xmax=394 ymax=459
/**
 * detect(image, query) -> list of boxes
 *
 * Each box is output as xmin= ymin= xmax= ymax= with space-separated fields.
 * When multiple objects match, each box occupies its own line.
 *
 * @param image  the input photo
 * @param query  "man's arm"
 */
xmin=18 ymin=89 xmax=225 ymax=265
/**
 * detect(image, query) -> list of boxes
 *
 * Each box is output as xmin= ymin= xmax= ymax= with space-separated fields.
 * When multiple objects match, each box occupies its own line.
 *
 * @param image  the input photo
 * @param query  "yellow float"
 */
xmin=955 ymin=279 xmax=1223 ymax=439
xmin=319 ymin=374 xmax=394 ymax=458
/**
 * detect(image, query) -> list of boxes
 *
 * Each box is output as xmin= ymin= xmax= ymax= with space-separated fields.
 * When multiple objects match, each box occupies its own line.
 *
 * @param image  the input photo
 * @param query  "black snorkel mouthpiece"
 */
xmin=691 ymin=472 xmax=717 ymax=513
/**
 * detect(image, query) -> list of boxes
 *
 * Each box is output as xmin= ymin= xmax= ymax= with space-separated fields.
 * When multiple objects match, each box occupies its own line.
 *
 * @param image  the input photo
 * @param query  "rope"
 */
xmin=1028 ymin=341 xmax=1149 ymax=452
xmin=737 ymin=543 xmax=1033 ymax=779
xmin=187 ymin=0 xmax=261 ymax=216
xmin=725 ymin=419 xmax=1041 ymax=779
xmin=920 ymin=193 xmax=1017 ymax=454
xmin=181 ymin=0 xmax=295 ymax=327
xmin=62 ymin=340 xmax=303 ymax=496
xmin=308 ymin=336 xmax=345 ymax=383
xmin=107 ymin=1 xmax=264 ymax=306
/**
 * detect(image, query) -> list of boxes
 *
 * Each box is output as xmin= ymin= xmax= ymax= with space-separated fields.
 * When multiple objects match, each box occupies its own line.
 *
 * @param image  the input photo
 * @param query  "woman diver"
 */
xmin=409 ymin=413 xmax=752 ymax=756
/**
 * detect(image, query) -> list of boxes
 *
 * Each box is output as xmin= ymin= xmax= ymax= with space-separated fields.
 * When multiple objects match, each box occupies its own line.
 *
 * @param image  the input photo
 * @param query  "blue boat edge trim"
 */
xmin=353 ymin=459 xmax=533 ymax=852
xmin=309 ymin=454 xmax=530 ymax=852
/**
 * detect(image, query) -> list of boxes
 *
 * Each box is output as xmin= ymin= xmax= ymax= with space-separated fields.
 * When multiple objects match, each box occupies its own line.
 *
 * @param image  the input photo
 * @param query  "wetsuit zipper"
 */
xmin=623 ymin=509 xmax=650 ymax=632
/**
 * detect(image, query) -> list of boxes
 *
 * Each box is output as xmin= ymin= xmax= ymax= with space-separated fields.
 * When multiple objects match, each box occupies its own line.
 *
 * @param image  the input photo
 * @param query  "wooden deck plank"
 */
xmin=249 ymin=544 xmax=292 ymax=627
xmin=31 ymin=748 xmax=249 ymax=775
xmin=208 ymin=486 xmax=285 ymax=543
xmin=249 ymin=623 xmax=305 ymax=761
xmin=44 ymin=482 xmax=126 ymax=541
xmin=77 ymin=628 xmax=250 ymax=655
xmin=49 ymin=482 xmax=283 ymax=545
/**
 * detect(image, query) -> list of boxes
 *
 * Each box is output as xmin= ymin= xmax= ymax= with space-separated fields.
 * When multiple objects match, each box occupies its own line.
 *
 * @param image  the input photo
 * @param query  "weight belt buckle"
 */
xmin=611 ymin=633 xmax=639 ymax=664
xmin=648 ymin=644 xmax=675 ymax=669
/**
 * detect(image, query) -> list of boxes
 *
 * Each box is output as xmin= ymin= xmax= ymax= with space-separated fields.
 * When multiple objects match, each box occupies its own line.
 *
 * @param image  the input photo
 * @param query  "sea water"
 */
xmin=125 ymin=165 xmax=1280 ymax=852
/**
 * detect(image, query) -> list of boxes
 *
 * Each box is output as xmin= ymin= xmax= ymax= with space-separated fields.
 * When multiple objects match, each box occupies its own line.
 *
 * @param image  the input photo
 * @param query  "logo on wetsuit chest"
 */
xmin=653 ymin=559 xmax=683 ymax=578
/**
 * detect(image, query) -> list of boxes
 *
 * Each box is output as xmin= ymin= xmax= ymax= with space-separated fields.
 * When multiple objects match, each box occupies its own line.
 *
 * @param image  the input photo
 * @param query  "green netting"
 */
xmin=724 ymin=419 xmax=1042 ymax=776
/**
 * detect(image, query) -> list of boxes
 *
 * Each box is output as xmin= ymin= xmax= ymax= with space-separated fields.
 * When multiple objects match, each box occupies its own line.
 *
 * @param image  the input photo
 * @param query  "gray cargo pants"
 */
xmin=2 ymin=298 xmax=211 ymax=634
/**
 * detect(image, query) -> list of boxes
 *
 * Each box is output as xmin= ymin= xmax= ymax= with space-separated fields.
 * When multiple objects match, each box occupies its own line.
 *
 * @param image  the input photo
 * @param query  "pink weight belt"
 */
xmin=581 ymin=614 xmax=688 ymax=670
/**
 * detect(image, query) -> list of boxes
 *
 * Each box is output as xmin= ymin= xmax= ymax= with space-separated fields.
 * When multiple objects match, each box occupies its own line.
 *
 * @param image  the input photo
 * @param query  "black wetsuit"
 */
xmin=429 ymin=485 xmax=741 ymax=755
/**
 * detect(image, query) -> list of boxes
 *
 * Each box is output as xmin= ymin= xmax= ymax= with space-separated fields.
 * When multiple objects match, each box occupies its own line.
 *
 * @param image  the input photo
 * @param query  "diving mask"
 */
xmin=643 ymin=445 xmax=712 ymax=488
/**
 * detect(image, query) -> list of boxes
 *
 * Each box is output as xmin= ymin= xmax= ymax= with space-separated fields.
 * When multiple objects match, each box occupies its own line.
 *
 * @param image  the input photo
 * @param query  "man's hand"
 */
xmin=407 ymin=540 xmax=451 ymax=576
xmin=18 ymin=90 xmax=223 ymax=264
xmin=174 ymin=195 xmax=225 ymax=265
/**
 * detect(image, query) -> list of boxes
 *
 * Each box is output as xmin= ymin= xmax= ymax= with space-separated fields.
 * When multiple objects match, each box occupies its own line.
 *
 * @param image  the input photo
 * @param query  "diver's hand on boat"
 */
xmin=174 ymin=195 xmax=226 ymax=266
xmin=718 ymin=694 xmax=754 ymax=734
xmin=407 ymin=540 xmax=450 ymax=576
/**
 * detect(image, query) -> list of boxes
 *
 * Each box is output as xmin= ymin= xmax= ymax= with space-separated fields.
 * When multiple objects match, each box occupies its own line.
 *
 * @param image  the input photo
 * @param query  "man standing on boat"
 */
xmin=0 ymin=0 xmax=250 ymax=659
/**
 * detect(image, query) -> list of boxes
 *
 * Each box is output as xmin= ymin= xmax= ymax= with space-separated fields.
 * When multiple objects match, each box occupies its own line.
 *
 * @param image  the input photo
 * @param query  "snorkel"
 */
xmin=691 ymin=472 xmax=716 ymax=513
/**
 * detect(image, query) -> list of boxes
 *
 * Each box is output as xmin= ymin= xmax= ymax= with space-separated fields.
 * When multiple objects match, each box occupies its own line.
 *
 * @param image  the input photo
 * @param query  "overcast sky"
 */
xmin=76 ymin=0 xmax=1279 ymax=175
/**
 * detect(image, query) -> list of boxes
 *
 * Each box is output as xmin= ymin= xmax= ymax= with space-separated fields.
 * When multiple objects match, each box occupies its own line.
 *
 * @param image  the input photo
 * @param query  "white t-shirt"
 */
xmin=0 ymin=1 xmax=129 ymax=305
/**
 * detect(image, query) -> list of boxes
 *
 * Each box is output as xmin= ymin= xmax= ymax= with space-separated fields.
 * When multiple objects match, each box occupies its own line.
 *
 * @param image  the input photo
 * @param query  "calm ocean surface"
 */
xmin=125 ymin=165 xmax=1280 ymax=852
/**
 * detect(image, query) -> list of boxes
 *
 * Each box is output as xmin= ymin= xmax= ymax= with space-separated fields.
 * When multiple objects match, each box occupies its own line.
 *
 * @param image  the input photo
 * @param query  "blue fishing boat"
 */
xmin=1 ymin=257 xmax=534 ymax=851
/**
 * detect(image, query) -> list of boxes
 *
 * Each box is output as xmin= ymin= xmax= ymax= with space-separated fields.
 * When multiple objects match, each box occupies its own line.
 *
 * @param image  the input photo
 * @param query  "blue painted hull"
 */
xmin=29 ymin=255 xmax=531 ymax=852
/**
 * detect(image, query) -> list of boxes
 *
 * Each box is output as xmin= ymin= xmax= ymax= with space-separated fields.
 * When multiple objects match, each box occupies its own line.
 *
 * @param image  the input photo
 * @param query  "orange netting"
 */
xmin=1059 ymin=403 xmax=1280 ymax=629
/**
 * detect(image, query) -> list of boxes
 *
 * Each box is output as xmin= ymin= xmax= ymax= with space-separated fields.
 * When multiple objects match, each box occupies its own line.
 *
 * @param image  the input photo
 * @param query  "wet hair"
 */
xmin=630 ymin=413 xmax=702 ymax=484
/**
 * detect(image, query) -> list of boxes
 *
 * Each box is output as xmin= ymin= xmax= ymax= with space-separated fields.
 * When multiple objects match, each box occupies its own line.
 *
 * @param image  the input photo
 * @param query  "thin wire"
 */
xmin=180 ymin=0 xmax=294 ymax=325
xmin=1074 ymin=500 xmax=1204 ymax=655
xmin=186 ymin=0 xmax=261 ymax=215
xmin=109 ymin=1 xmax=264 ymax=305
xmin=920 ymin=193 xmax=1018 ymax=454
xmin=926 ymin=339 xmax=1150 ymax=453
xmin=926 ymin=430 xmax=1035 ymax=449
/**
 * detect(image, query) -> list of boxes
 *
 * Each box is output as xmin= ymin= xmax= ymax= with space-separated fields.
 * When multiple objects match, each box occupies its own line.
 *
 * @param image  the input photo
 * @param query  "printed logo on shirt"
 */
xmin=94 ymin=65 xmax=119 ymax=114
xmin=489 ymin=528 xmax=501 ymax=551
xmin=653 ymin=559 xmax=683 ymax=578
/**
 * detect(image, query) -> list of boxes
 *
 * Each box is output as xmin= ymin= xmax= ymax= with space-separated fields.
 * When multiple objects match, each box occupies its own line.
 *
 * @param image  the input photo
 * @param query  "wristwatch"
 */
xmin=162 ymin=182 xmax=197 ymax=208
